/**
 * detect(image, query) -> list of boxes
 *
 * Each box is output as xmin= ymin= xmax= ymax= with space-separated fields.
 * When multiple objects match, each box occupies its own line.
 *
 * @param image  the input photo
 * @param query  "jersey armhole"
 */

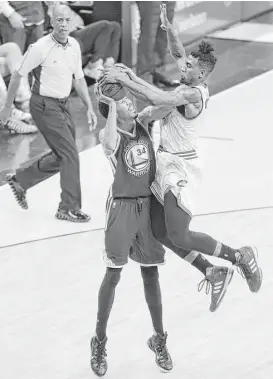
xmin=104 ymin=133 xmax=121 ymax=158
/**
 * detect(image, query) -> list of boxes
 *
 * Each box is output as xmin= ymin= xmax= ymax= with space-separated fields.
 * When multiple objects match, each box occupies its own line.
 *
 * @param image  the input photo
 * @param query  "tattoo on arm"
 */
xmin=159 ymin=87 xmax=202 ymax=107
xmin=124 ymin=79 xmax=163 ymax=105
xmin=167 ymin=26 xmax=185 ymax=60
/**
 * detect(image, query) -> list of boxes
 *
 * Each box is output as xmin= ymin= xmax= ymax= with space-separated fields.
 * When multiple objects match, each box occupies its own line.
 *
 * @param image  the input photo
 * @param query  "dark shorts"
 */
xmin=104 ymin=196 xmax=165 ymax=267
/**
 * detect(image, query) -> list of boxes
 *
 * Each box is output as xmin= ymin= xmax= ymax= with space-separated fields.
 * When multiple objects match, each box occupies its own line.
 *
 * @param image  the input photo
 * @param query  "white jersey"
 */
xmin=151 ymin=84 xmax=209 ymax=215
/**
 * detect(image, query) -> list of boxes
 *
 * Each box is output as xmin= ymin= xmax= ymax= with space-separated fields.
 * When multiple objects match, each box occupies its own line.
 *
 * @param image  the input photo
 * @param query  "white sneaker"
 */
xmin=11 ymin=107 xmax=32 ymax=123
xmin=83 ymin=59 xmax=104 ymax=80
xmin=104 ymin=57 xmax=115 ymax=69
xmin=5 ymin=117 xmax=38 ymax=134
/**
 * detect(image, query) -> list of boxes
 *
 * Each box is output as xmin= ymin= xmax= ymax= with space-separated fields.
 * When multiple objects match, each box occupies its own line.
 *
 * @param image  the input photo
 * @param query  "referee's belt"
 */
xmin=158 ymin=145 xmax=198 ymax=160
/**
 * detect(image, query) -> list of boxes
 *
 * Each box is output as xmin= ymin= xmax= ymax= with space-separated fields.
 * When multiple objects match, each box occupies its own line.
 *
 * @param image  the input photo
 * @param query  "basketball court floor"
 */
xmin=0 ymin=69 xmax=272 ymax=379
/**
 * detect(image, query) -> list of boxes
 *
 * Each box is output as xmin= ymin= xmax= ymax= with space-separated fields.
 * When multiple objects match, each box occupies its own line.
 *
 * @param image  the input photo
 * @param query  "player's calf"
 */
xmin=90 ymin=335 xmax=108 ymax=377
xmin=147 ymin=332 xmax=173 ymax=372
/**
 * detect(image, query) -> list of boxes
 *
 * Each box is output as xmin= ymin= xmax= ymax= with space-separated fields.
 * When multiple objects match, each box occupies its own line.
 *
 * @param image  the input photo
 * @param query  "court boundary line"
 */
xmin=1 ymin=205 xmax=272 ymax=251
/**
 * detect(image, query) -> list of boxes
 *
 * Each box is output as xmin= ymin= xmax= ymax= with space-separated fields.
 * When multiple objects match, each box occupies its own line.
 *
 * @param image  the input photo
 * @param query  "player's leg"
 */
xmin=140 ymin=265 xmax=173 ymax=372
xmin=150 ymin=194 xmax=214 ymax=276
xmin=164 ymin=190 xmax=262 ymax=293
xmin=91 ymin=199 xmax=137 ymax=376
xmin=150 ymin=194 xmax=233 ymax=312
xmin=136 ymin=1 xmax=161 ymax=76
xmin=91 ymin=267 xmax=122 ymax=377
xmin=0 ymin=18 xmax=27 ymax=53
xmin=104 ymin=21 xmax=121 ymax=67
xmin=71 ymin=21 xmax=111 ymax=78
xmin=133 ymin=198 xmax=172 ymax=371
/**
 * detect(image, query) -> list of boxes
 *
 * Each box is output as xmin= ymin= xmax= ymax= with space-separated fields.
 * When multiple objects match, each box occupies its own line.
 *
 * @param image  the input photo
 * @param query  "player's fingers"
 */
xmin=92 ymin=112 xmax=97 ymax=125
xmin=87 ymin=113 xmax=92 ymax=125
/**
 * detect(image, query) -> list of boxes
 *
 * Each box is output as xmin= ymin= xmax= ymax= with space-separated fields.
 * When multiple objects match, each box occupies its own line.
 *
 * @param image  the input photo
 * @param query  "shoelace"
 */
xmin=235 ymin=254 xmax=251 ymax=280
xmin=235 ymin=256 xmax=263 ymax=282
xmin=74 ymin=210 xmax=88 ymax=217
xmin=155 ymin=335 xmax=169 ymax=362
xmin=95 ymin=341 xmax=107 ymax=362
xmin=198 ymin=278 xmax=211 ymax=294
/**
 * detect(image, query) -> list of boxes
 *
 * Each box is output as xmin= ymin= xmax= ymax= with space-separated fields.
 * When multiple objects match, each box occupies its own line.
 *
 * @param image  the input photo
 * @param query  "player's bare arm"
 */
xmin=138 ymin=105 xmax=173 ymax=126
xmin=104 ymin=63 xmax=162 ymax=97
xmin=103 ymin=68 xmax=201 ymax=109
xmin=97 ymin=87 xmax=119 ymax=156
xmin=160 ymin=4 xmax=186 ymax=69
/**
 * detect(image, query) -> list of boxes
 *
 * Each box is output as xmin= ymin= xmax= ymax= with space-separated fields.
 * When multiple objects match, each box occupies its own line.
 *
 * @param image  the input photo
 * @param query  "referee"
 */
xmin=0 ymin=4 xmax=97 ymax=223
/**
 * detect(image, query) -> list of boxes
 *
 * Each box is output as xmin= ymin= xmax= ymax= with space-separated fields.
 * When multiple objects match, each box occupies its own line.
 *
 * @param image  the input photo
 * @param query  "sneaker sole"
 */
xmin=211 ymin=267 xmax=234 ymax=312
xmin=55 ymin=213 xmax=91 ymax=223
xmin=7 ymin=176 xmax=28 ymax=210
xmin=147 ymin=339 xmax=173 ymax=373
xmin=90 ymin=363 xmax=107 ymax=377
xmin=246 ymin=245 xmax=262 ymax=293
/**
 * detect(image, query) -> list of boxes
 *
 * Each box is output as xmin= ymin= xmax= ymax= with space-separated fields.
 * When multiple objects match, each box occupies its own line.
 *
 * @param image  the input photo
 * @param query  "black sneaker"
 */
xmin=55 ymin=208 xmax=91 ymax=223
xmin=147 ymin=332 xmax=173 ymax=372
xmin=6 ymin=173 xmax=28 ymax=209
xmin=90 ymin=335 xmax=108 ymax=377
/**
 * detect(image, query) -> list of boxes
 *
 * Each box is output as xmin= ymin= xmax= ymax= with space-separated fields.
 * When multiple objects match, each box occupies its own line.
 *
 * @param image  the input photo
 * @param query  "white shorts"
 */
xmin=151 ymin=150 xmax=202 ymax=216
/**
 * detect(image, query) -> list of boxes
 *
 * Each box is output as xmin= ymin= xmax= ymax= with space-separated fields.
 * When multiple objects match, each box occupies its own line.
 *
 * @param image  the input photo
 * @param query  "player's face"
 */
xmin=180 ymin=55 xmax=202 ymax=85
xmin=51 ymin=5 xmax=72 ymax=40
xmin=117 ymin=97 xmax=137 ymax=120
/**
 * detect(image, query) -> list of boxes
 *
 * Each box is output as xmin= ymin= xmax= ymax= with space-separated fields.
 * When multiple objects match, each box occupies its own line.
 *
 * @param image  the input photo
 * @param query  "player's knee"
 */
xmin=168 ymin=228 xmax=191 ymax=250
xmin=105 ymin=267 xmax=122 ymax=286
xmin=141 ymin=266 xmax=159 ymax=284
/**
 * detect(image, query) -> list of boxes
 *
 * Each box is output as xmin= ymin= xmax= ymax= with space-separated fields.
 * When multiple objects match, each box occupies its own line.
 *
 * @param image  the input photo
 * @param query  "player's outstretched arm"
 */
xmin=160 ymin=4 xmax=186 ymax=69
xmin=102 ymin=67 xmax=201 ymax=107
xmin=97 ymin=87 xmax=119 ymax=156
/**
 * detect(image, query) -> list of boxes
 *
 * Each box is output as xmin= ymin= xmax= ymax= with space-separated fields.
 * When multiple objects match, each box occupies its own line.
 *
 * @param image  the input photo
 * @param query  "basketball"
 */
xmin=100 ymin=82 xmax=127 ymax=101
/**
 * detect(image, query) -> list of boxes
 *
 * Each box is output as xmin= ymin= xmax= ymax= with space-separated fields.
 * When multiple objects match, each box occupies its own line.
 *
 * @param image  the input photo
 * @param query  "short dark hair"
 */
xmin=98 ymin=101 xmax=110 ymax=119
xmin=191 ymin=40 xmax=217 ymax=74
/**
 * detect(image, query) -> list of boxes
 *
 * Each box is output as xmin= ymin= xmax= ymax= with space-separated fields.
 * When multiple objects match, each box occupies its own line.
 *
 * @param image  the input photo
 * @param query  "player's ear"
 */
xmin=199 ymin=69 xmax=206 ymax=79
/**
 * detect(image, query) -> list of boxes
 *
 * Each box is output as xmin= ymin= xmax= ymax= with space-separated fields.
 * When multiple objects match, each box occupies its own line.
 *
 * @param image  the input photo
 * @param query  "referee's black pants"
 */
xmin=16 ymin=94 xmax=81 ymax=211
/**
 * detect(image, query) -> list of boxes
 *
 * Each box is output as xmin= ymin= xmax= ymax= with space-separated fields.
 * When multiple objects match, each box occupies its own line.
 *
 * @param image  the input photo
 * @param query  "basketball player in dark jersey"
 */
xmin=90 ymin=87 xmax=172 ymax=377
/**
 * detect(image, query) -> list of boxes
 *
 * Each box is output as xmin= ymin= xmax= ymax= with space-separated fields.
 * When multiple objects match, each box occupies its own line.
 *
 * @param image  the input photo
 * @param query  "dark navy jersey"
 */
xmin=108 ymin=120 xmax=156 ymax=198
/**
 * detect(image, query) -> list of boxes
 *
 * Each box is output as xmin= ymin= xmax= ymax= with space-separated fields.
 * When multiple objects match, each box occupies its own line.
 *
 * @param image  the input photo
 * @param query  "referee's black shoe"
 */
xmin=6 ymin=173 xmax=28 ymax=209
xmin=55 ymin=207 xmax=91 ymax=223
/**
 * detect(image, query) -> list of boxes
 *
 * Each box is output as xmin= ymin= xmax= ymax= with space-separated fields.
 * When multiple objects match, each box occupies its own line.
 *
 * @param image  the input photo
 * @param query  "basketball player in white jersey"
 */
xmin=101 ymin=7 xmax=262 ymax=311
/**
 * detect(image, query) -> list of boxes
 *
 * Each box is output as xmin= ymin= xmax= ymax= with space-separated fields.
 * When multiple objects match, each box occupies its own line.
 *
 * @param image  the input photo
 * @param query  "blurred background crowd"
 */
xmin=0 ymin=1 xmax=273 ymax=183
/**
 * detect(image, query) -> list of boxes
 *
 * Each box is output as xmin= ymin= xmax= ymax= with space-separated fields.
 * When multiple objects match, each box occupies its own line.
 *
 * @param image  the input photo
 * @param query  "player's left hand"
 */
xmin=101 ymin=67 xmax=129 ymax=84
xmin=95 ymin=84 xmax=115 ymax=104
xmin=87 ymin=108 xmax=97 ymax=131
xmin=160 ymin=4 xmax=171 ymax=31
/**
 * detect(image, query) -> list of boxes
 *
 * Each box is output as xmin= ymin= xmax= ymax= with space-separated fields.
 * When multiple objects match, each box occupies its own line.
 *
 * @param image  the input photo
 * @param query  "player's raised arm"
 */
xmin=96 ymin=86 xmax=119 ymax=156
xmin=160 ymin=4 xmax=186 ymax=69
xmin=102 ymin=67 xmax=201 ymax=107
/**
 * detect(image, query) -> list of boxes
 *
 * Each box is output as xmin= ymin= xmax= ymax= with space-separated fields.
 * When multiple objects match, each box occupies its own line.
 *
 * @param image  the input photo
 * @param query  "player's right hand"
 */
xmin=0 ymin=106 xmax=12 ymax=125
xmin=115 ymin=64 xmax=137 ymax=81
xmin=95 ymin=83 xmax=115 ymax=104
xmin=160 ymin=4 xmax=171 ymax=31
xmin=8 ymin=11 xmax=26 ymax=29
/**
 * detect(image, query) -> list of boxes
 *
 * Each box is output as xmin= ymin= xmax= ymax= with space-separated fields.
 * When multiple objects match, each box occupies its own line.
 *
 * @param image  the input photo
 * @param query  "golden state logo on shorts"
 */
xmin=124 ymin=140 xmax=150 ymax=177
